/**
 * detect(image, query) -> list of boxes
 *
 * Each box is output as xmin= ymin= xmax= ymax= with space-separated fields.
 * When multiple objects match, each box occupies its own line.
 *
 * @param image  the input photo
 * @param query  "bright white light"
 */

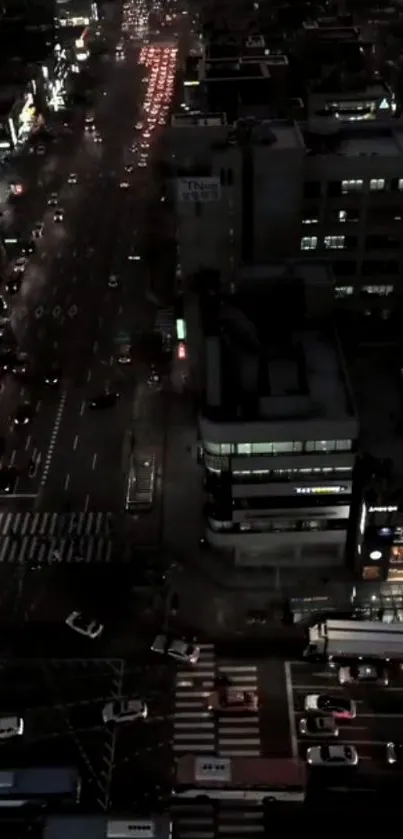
xmin=369 ymin=550 xmax=382 ymax=560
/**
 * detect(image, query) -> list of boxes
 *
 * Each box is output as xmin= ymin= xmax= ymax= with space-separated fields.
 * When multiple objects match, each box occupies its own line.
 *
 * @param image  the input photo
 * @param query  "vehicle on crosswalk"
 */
xmin=65 ymin=611 xmax=104 ymax=639
xmin=304 ymin=694 xmax=356 ymax=719
xmin=299 ymin=715 xmax=339 ymax=737
xmin=338 ymin=663 xmax=389 ymax=686
xmin=207 ymin=687 xmax=258 ymax=713
xmin=151 ymin=634 xmax=200 ymax=664
xmin=102 ymin=698 xmax=148 ymax=724
xmin=13 ymin=257 xmax=28 ymax=274
xmin=386 ymin=741 xmax=403 ymax=765
xmin=175 ymin=756 xmax=306 ymax=802
xmin=306 ymin=744 xmax=359 ymax=768
xmin=0 ymin=714 xmax=24 ymax=740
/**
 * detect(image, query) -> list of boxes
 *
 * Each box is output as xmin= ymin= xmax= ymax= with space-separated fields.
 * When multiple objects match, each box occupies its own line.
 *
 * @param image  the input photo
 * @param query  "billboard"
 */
xmin=177 ymin=177 xmax=221 ymax=203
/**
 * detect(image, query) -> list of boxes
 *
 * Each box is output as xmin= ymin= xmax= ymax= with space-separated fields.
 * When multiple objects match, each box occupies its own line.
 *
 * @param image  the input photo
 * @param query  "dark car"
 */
xmin=13 ymin=403 xmax=34 ymax=427
xmin=89 ymin=392 xmax=119 ymax=410
xmin=20 ymin=240 xmax=35 ymax=256
xmin=11 ymin=355 xmax=29 ymax=377
xmin=0 ymin=468 xmax=17 ymax=493
xmin=5 ymin=277 xmax=21 ymax=295
xmin=0 ymin=351 xmax=16 ymax=372
xmin=44 ymin=367 xmax=61 ymax=386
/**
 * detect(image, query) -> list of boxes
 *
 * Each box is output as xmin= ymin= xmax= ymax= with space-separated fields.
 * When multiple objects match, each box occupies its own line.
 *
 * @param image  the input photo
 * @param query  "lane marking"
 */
xmin=92 ymin=453 xmax=97 ymax=470
xmin=64 ymin=473 xmax=70 ymax=490
xmin=25 ymin=435 xmax=31 ymax=451
xmin=80 ymin=401 xmax=86 ymax=415
xmin=73 ymin=434 xmax=79 ymax=450
xmin=285 ymin=661 xmax=298 ymax=760
xmin=84 ymin=493 xmax=90 ymax=512
xmin=87 ymin=369 xmax=92 ymax=382
xmin=39 ymin=391 xmax=67 ymax=488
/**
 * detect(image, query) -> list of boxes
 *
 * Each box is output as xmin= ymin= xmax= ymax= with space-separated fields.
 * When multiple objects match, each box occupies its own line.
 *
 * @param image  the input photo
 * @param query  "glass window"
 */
xmin=335 ymin=439 xmax=352 ymax=451
xmin=300 ymin=236 xmax=318 ymax=251
xmin=324 ymin=235 xmax=345 ymax=250
xmin=204 ymin=441 xmax=221 ymax=454
xmin=362 ymin=285 xmax=393 ymax=296
xmin=272 ymin=442 xmax=295 ymax=454
xmin=305 ymin=440 xmax=337 ymax=452
xmin=237 ymin=443 xmax=252 ymax=455
xmin=221 ymin=444 xmax=232 ymax=455
xmin=341 ymin=179 xmax=363 ymax=193
xmin=334 ymin=285 xmax=353 ymax=298
xmin=251 ymin=443 xmax=273 ymax=454
xmin=369 ymin=178 xmax=385 ymax=191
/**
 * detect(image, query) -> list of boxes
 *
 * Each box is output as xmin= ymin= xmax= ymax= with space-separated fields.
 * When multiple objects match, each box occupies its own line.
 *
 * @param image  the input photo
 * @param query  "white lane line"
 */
xmin=25 ymin=435 xmax=31 ymax=451
xmin=87 ymin=368 xmax=92 ymax=382
xmin=64 ymin=473 xmax=70 ymax=490
xmin=40 ymin=391 xmax=67 ymax=488
xmin=80 ymin=400 xmax=86 ymax=416
xmin=285 ymin=661 xmax=298 ymax=760
xmin=84 ymin=494 xmax=90 ymax=512
xmin=93 ymin=340 xmax=98 ymax=352
xmin=92 ymin=453 xmax=97 ymax=470
xmin=73 ymin=434 xmax=79 ymax=450
xmin=9 ymin=450 xmax=16 ymax=466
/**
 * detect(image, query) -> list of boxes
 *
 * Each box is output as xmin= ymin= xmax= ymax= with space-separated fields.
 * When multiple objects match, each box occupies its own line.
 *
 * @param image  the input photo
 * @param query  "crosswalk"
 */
xmin=0 ymin=513 xmax=114 ymax=564
xmin=173 ymin=801 xmax=265 ymax=839
xmin=0 ymin=512 xmax=111 ymax=537
xmin=173 ymin=645 xmax=261 ymax=757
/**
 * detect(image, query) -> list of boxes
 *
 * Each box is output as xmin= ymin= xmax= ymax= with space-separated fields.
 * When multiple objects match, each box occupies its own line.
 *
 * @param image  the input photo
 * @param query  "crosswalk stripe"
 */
xmin=174 ymin=732 xmax=214 ymax=741
xmin=173 ymin=743 xmax=213 ymax=752
xmin=0 ymin=514 xmax=114 ymax=563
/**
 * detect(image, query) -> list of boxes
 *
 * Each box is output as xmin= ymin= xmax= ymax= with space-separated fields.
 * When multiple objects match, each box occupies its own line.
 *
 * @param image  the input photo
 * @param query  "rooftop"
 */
xmin=201 ymin=269 xmax=355 ymax=426
xmin=204 ymin=59 xmax=269 ymax=80
xmin=303 ymin=120 xmax=403 ymax=157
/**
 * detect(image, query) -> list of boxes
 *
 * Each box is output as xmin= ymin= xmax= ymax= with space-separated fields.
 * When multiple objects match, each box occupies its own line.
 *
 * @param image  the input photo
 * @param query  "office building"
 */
xmin=197 ymin=262 xmax=358 ymax=572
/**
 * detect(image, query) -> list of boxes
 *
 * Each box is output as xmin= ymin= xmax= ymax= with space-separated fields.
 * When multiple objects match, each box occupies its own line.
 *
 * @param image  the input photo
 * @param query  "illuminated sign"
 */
xmin=177 ymin=177 xmax=221 ymax=203
xmin=359 ymin=502 xmax=367 ymax=536
xmin=295 ymin=486 xmax=347 ymax=495
xmin=369 ymin=550 xmax=382 ymax=560
xmin=369 ymin=505 xmax=397 ymax=513
xmin=176 ymin=319 xmax=186 ymax=341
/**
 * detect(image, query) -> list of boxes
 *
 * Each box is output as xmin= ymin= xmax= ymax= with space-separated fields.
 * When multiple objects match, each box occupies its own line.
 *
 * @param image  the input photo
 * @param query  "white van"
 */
xmin=0 ymin=714 xmax=24 ymax=740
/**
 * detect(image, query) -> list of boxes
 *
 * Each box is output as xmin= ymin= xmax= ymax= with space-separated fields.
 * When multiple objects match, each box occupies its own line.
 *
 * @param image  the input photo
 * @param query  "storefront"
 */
xmin=41 ymin=46 xmax=72 ymax=111
xmin=356 ymin=501 xmax=403 ymax=582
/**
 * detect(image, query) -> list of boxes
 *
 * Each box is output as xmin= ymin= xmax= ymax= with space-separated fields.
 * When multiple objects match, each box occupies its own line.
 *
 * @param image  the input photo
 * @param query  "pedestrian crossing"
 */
xmin=173 ymin=800 xmax=265 ymax=839
xmin=173 ymin=645 xmax=261 ymax=757
xmin=0 ymin=535 xmax=112 ymax=564
xmin=0 ymin=511 xmax=112 ymax=537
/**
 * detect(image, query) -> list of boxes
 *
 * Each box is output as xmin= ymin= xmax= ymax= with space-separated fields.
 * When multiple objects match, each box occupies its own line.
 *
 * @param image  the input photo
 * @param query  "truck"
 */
xmin=304 ymin=619 xmax=403 ymax=663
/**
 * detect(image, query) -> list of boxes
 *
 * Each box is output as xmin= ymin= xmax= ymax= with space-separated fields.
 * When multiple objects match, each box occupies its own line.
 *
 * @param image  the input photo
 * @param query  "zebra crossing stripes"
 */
xmin=0 ymin=536 xmax=112 ymax=564
xmin=173 ymin=802 xmax=265 ymax=839
xmin=173 ymin=651 xmax=262 ymax=758
xmin=0 ymin=511 xmax=111 ymax=537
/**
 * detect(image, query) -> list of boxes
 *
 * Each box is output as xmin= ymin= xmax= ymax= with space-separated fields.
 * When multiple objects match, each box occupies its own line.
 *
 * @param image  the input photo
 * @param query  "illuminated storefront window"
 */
xmin=16 ymin=93 xmax=37 ymax=141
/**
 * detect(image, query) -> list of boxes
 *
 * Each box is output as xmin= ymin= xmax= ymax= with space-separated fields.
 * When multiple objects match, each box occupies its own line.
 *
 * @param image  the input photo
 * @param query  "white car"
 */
xmin=47 ymin=193 xmax=58 ymax=206
xmin=304 ymin=694 xmax=356 ymax=720
xmin=120 ymin=180 xmax=129 ymax=188
xmin=32 ymin=222 xmax=44 ymax=238
xmin=53 ymin=209 xmax=64 ymax=222
xmin=151 ymin=634 xmax=200 ymax=664
xmin=338 ymin=664 xmax=389 ymax=686
xmin=65 ymin=611 xmax=103 ymax=639
xmin=108 ymin=274 xmax=119 ymax=288
xmin=14 ymin=257 xmax=27 ymax=273
xmin=306 ymin=744 xmax=359 ymax=768
xmin=102 ymin=698 xmax=147 ymax=724
xmin=68 ymin=173 xmax=78 ymax=184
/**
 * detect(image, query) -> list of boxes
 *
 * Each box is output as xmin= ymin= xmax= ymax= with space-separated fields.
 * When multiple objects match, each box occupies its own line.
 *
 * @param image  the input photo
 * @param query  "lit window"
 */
xmin=300 ymin=236 xmax=317 ymax=251
xmin=324 ymin=235 xmax=345 ymax=249
xmin=237 ymin=443 xmax=252 ymax=455
xmin=338 ymin=210 xmax=347 ymax=222
xmin=369 ymin=178 xmax=385 ymax=191
xmin=341 ymin=179 xmax=363 ymax=193
xmin=334 ymin=285 xmax=353 ymax=298
xmin=302 ymin=217 xmax=318 ymax=225
xmin=362 ymin=285 xmax=394 ymax=296
xmin=398 ymin=179 xmax=403 ymax=190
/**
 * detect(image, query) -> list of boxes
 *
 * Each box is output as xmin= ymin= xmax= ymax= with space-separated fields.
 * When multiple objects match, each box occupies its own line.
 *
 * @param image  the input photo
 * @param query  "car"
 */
xmin=299 ymin=715 xmax=339 ymax=738
xmin=44 ymin=367 xmax=61 ymax=386
xmin=94 ymin=133 xmax=102 ymax=143
xmin=32 ymin=222 xmax=44 ymax=238
xmin=36 ymin=144 xmax=46 ymax=155
xmin=135 ymin=121 xmax=143 ymax=129
xmin=120 ymin=180 xmax=129 ymax=188
xmin=102 ymin=698 xmax=148 ymax=724
xmin=151 ymin=634 xmax=200 ymax=664
xmin=304 ymin=694 xmax=356 ymax=719
xmin=116 ymin=344 xmax=131 ymax=364
xmin=53 ymin=208 xmax=64 ymax=222
xmin=207 ymin=687 xmax=258 ymax=713
xmin=11 ymin=356 xmax=29 ymax=377
xmin=14 ymin=257 xmax=28 ymax=273
xmin=65 ymin=611 xmax=103 ymax=639
xmin=0 ymin=350 xmax=15 ymax=371
xmin=20 ymin=240 xmax=35 ymax=256
xmin=125 ymin=164 xmax=134 ymax=173
xmin=5 ymin=277 xmax=21 ymax=295
xmin=13 ymin=403 xmax=34 ymax=427
xmin=47 ymin=193 xmax=58 ymax=206
xmin=0 ymin=468 xmax=17 ymax=494
xmin=67 ymin=173 xmax=78 ymax=184
xmin=108 ymin=274 xmax=119 ymax=288
xmin=386 ymin=741 xmax=403 ymax=765
xmin=89 ymin=392 xmax=119 ymax=410
xmin=0 ymin=297 xmax=8 ymax=316
xmin=307 ymin=744 xmax=359 ymax=768
xmin=0 ymin=715 xmax=24 ymax=740
xmin=338 ymin=663 xmax=389 ymax=686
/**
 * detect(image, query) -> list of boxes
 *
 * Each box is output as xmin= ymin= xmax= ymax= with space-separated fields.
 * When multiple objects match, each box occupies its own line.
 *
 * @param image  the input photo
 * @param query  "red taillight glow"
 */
xmin=178 ymin=343 xmax=186 ymax=360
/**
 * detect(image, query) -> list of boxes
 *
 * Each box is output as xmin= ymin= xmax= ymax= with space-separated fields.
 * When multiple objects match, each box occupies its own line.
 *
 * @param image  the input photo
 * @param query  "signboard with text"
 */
xmin=177 ymin=177 xmax=221 ymax=203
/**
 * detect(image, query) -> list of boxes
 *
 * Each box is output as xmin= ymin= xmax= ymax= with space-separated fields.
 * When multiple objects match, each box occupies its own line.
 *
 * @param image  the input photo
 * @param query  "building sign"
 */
xmin=177 ymin=177 xmax=221 ymax=203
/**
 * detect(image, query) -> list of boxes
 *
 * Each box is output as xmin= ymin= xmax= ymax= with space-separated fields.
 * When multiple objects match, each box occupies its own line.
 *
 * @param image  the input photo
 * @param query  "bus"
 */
xmin=304 ymin=619 xmax=403 ymax=664
xmin=0 ymin=766 xmax=81 ymax=808
xmin=125 ymin=454 xmax=156 ymax=512
xmin=174 ymin=756 xmax=306 ymax=802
